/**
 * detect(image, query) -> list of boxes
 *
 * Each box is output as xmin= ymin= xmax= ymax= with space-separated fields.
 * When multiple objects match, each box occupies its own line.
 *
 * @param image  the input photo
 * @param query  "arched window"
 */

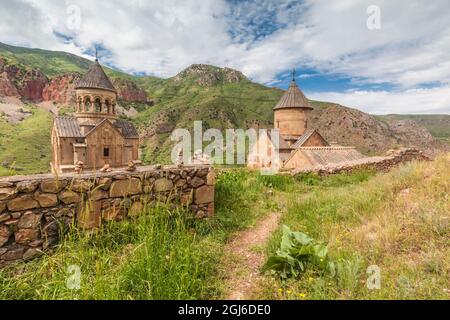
xmin=85 ymin=97 xmax=91 ymax=111
xmin=105 ymin=99 xmax=111 ymax=114
xmin=111 ymin=101 xmax=116 ymax=114
xmin=77 ymin=97 xmax=82 ymax=112
xmin=94 ymin=98 xmax=102 ymax=113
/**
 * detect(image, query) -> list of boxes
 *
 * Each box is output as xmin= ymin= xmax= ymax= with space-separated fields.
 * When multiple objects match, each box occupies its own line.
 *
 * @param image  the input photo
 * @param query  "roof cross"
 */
xmin=292 ymin=68 xmax=296 ymax=81
xmin=95 ymin=47 xmax=98 ymax=62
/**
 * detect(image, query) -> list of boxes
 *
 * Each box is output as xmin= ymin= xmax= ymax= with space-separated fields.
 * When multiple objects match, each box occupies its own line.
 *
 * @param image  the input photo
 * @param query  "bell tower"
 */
xmin=273 ymin=69 xmax=313 ymax=142
xmin=75 ymin=53 xmax=118 ymax=134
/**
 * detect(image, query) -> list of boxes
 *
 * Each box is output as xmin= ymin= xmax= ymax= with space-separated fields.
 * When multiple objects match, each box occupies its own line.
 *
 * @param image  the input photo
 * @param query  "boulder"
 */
xmin=88 ymin=189 xmax=108 ymax=201
xmin=110 ymin=178 xmax=142 ymax=197
xmin=23 ymin=248 xmax=43 ymax=261
xmin=18 ymin=211 xmax=42 ymax=229
xmin=1 ymin=245 xmax=26 ymax=261
xmin=15 ymin=228 xmax=40 ymax=244
xmin=41 ymin=180 xmax=66 ymax=193
xmin=194 ymin=185 xmax=214 ymax=204
xmin=206 ymin=171 xmax=215 ymax=185
xmin=58 ymin=190 xmax=80 ymax=204
xmin=7 ymin=195 xmax=39 ymax=211
xmin=34 ymin=192 xmax=58 ymax=207
xmin=0 ymin=202 xmax=6 ymax=214
xmin=97 ymin=177 xmax=112 ymax=190
xmin=0 ymin=187 xmax=17 ymax=201
xmin=190 ymin=176 xmax=205 ymax=188
xmin=16 ymin=181 xmax=39 ymax=193
xmin=0 ymin=225 xmax=11 ymax=247
xmin=154 ymin=178 xmax=174 ymax=192
xmin=70 ymin=179 xmax=94 ymax=193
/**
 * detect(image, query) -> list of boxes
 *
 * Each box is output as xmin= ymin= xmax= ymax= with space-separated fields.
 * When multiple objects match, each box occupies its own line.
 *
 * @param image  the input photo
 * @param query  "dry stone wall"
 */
xmin=290 ymin=148 xmax=431 ymax=176
xmin=0 ymin=164 xmax=215 ymax=266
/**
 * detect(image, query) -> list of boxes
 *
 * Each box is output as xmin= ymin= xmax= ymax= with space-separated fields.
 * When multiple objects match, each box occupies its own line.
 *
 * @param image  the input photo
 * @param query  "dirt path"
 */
xmin=223 ymin=212 xmax=281 ymax=300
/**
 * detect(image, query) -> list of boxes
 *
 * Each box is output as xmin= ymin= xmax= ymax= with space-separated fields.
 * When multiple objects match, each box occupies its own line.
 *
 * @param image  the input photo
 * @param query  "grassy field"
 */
xmin=260 ymin=154 xmax=449 ymax=299
xmin=0 ymin=155 xmax=448 ymax=299
xmin=0 ymin=169 xmax=268 ymax=299
xmin=0 ymin=105 xmax=52 ymax=176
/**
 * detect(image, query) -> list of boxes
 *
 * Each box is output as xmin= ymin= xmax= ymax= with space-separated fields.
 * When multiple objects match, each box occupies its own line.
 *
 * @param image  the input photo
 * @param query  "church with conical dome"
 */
xmin=51 ymin=58 xmax=140 ymax=173
xmin=248 ymin=73 xmax=364 ymax=171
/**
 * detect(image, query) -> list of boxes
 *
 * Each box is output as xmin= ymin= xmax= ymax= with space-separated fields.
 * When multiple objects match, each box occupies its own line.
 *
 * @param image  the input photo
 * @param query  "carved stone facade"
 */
xmin=51 ymin=60 xmax=139 ymax=173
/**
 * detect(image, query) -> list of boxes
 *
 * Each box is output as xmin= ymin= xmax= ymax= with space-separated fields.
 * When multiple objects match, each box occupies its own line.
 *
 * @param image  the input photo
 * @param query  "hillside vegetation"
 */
xmin=378 ymin=114 xmax=450 ymax=143
xmin=0 ymin=105 xmax=52 ymax=175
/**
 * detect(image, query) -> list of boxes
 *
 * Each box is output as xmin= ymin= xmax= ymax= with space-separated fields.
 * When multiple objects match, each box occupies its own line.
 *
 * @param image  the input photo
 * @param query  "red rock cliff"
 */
xmin=42 ymin=73 xmax=81 ymax=104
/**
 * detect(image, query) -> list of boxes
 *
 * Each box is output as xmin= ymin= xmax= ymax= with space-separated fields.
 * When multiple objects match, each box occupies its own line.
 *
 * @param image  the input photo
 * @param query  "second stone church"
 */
xmin=51 ymin=58 xmax=139 ymax=173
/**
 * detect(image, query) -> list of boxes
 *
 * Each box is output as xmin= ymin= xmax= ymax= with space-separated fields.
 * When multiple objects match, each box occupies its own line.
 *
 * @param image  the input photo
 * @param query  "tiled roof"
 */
xmin=75 ymin=60 xmax=116 ymax=92
xmin=114 ymin=119 xmax=139 ymax=138
xmin=54 ymin=117 xmax=83 ymax=138
xmin=273 ymin=80 xmax=313 ymax=110
xmin=291 ymin=129 xmax=330 ymax=148
xmin=289 ymin=147 xmax=365 ymax=168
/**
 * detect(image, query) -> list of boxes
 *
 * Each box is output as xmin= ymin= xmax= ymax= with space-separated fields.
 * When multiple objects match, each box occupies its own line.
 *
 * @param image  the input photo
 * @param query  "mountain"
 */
xmin=0 ymin=42 xmax=448 ymax=174
xmin=376 ymin=114 xmax=450 ymax=144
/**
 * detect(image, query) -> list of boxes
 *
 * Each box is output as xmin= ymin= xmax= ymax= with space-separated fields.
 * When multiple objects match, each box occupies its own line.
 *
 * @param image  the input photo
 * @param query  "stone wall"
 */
xmin=0 ymin=164 xmax=215 ymax=266
xmin=290 ymin=148 xmax=430 ymax=176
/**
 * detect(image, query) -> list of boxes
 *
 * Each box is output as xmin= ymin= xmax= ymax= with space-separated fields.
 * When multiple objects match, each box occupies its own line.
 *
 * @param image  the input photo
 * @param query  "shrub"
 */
xmin=263 ymin=225 xmax=334 ymax=279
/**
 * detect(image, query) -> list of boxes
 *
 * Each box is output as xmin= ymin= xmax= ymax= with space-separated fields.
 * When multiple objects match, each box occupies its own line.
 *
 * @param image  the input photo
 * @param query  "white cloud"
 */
xmin=307 ymin=85 xmax=450 ymax=115
xmin=0 ymin=0 xmax=449 ymax=113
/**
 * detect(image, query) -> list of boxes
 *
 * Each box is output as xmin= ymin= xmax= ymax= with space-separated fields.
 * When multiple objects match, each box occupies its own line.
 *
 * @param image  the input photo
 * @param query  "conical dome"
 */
xmin=76 ymin=60 xmax=116 ymax=93
xmin=273 ymin=80 xmax=313 ymax=110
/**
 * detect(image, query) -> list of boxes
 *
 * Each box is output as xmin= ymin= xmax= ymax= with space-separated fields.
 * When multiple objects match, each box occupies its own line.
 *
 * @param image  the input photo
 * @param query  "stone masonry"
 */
xmin=289 ymin=148 xmax=431 ymax=176
xmin=0 ymin=164 xmax=215 ymax=266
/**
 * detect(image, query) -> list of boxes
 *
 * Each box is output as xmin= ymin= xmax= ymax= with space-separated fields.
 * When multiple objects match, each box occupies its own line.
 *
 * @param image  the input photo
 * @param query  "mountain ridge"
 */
xmin=0 ymin=42 xmax=448 ymax=173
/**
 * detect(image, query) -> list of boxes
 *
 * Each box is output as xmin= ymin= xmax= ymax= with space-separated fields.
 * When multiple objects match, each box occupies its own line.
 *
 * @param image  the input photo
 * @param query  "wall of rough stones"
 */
xmin=290 ymin=148 xmax=430 ymax=176
xmin=0 ymin=164 xmax=215 ymax=266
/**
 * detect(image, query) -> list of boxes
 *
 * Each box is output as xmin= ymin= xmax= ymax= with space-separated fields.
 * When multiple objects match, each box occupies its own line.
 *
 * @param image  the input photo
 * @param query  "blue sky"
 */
xmin=0 ymin=0 xmax=449 ymax=114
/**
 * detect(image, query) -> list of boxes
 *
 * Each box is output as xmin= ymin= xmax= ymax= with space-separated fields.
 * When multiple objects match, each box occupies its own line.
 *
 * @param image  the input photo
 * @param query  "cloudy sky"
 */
xmin=0 ymin=0 xmax=449 ymax=114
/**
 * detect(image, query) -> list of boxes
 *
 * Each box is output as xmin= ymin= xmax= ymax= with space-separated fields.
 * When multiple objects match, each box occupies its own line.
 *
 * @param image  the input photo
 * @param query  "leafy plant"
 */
xmin=263 ymin=225 xmax=334 ymax=278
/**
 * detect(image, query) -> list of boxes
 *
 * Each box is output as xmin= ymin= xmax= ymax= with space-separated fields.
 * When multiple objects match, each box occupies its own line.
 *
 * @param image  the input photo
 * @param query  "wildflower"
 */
xmin=298 ymin=293 xmax=306 ymax=298
xmin=278 ymin=288 xmax=283 ymax=292
xmin=287 ymin=290 xmax=292 ymax=294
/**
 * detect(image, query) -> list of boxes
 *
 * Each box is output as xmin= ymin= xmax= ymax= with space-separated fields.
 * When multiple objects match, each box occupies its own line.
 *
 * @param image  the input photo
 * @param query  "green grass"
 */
xmin=0 ymin=157 xmax=447 ymax=300
xmin=0 ymin=168 xmax=270 ymax=300
xmin=260 ymin=155 xmax=450 ymax=300
xmin=0 ymin=105 xmax=53 ymax=175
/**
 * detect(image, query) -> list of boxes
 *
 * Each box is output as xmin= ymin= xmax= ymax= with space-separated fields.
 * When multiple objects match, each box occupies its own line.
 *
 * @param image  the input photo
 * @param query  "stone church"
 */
xmin=248 ymin=76 xmax=364 ymax=171
xmin=51 ymin=58 xmax=139 ymax=173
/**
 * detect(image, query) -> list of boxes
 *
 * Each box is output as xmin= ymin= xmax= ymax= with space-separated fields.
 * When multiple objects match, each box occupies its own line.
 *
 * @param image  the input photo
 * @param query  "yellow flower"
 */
xmin=287 ymin=290 xmax=292 ymax=294
xmin=278 ymin=288 xmax=283 ymax=292
xmin=298 ymin=293 xmax=306 ymax=298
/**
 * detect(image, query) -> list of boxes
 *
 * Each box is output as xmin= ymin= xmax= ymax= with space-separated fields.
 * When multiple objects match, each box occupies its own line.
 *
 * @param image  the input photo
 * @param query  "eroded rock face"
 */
xmin=112 ymin=79 xmax=149 ymax=103
xmin=0 ymin=71 xmax=19 ymax=97
xmin=309 ymin=104 xmax=448 ymax=157
xmin=42 ymin=73 xmax=80 ymax=104
xmin=0 ymin=61 xmax=48 ymax=101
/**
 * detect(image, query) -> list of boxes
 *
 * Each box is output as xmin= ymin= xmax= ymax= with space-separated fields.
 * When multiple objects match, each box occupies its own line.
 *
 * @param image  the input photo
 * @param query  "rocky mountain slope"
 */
xmin=0 ymin=42 xmax=448 ymax=173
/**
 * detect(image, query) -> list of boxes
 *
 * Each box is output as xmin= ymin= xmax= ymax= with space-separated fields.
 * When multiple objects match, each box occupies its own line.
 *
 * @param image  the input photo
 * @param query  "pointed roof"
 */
xmin=291 ymin=129 xmax=329 ymax=148
xmin=273 ymin=80 xmax=313 ymax=110
xmin=75 ymin=60 xmax=116 ymax=93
